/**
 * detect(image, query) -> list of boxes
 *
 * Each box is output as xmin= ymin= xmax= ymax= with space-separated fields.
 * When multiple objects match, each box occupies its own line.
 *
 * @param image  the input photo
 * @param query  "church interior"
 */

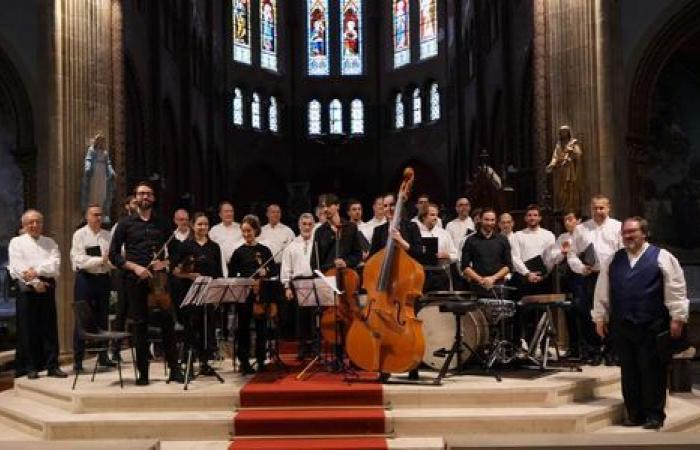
xmin=2 ymin=1 xmax=700 ymax=449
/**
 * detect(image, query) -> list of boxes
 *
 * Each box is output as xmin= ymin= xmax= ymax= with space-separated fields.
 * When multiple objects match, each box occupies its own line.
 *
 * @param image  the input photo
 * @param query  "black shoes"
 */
xmin=604 ymin=353 xmax=618 ymax=367
xmin=47 ymin=368 xmax=68 ymax=378
xmin=167 ymin=369 xmax=186 ymax=384
xmin=622 ymin=417 xmax=645 ymax=427
xmin=135 ymin=377 xmax=150 ymax=386
xmin=27 ymin=371 xmax=39 ymax=379
xmin=239 ymin=363 xmax=255 ymax=375
xmin=642 ymin=419 xmax=664 ymax=430
xmin=199 ymin=364 xmax=216 ymax=377
xmin=589 ymin=354 xmax=603 ymax=366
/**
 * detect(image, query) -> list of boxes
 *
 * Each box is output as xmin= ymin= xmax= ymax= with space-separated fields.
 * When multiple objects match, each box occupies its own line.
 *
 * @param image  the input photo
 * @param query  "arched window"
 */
xmin=307 ymin=0 xmax=329 ymax=76
xmin=429 ymin=83 xmax=440 ymax=121
xmin=393 ymin=0 xmax=410 ymax=68
xmin=419 ymin=0 xmax=438 ymax=60
xmin=233 ymin=88 xmax=244 ymax=125
xmin=340 ymin=0 xmax=363 ymax=75
xmin=350 ymin=99 xmax=364 ymax=134
xmin=269 ymin=96 xmax=279 ymax=132
xmin=251 ymin=93 xmax=261 ymax=129
xmin=329 ymin=99 xmax=343 ymax=134
xmin=260 ymin=0 xmax=278 ymax=72
xmin=308 ymin=100 xmax=322 ymax=135
xmin=395 ymin=93 xmax=405 ymax=129
xmin=412 ymin=88 xmax=422 ymax=125
xmin=232 ymin=0 xmax=252 ymax=64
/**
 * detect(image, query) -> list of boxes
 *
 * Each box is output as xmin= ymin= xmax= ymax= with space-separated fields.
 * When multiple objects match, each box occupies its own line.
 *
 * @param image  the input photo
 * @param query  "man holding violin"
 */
xmin=109 ymin=181 xmax=185 ymax=385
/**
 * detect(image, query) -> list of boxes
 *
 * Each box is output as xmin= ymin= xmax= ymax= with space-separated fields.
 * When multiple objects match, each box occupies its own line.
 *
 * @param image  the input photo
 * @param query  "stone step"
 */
xmin=595 ymin=396 xmax=700 ymax=433
xmin=0 ymin=391 xmax=234 ymax=441
xmin=448 ymin=433 xmax=700 ymax=449
xmin=389 ymin=397 xmax=626 ymax=438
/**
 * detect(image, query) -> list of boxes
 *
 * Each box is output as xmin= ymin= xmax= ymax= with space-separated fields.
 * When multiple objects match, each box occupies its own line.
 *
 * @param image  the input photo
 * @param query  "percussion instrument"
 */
xmin=418 ymin=301 xmax=489 ymax=369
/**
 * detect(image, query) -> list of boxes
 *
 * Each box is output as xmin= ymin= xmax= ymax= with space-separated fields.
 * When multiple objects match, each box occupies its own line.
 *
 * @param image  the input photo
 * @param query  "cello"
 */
xmin=345 ymin=168 xmax=425 ymax=373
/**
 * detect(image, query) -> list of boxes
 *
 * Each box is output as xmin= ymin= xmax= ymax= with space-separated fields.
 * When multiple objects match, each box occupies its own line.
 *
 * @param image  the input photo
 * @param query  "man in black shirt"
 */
xmin=311 ymin=194 xmax=363 ymax=271
xmin=461 ymin=208 xmax=512 ymax=298
xmin=109 ymin=181 xmax=185 ymax=385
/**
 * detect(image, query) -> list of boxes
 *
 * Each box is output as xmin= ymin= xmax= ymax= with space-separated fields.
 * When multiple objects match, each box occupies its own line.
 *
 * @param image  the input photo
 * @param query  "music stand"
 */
xmin=258 ymin=277 xmax=287 ymax=373
xmin=291 ymin=275 xmax=337 ymax=380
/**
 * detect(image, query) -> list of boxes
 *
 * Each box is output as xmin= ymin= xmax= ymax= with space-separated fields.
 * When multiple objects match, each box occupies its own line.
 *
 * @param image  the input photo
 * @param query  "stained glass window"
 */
xmin=340 ymin=0 xmax=362 ymax=75
xmin=232 ymin=0 xmax=251 ymax=64
xmin=260 ymin=0 xmax=278 ymax=72
xmin=308 ymin=100 xmax=322 ymax=135
xmin=307 ymin=0 xmax=329 ymax=76
xmin=412 ymin=88 xmax=422 ymax=125
xmin=395 ymin=93 xmax=404 ymax=129
xmin=350 ymin=99 xmax=364 ymax=134
xmin=251 ymin=93 xmax=261 ymax=129
xmin=429 ymin=83 xmax=440 ymax=121
xmin=233 ymin=88 xmax=244 ymax=125
xmin=330 ymin=99 xmax=343 ymax=134
xmin=269 ymin=96 xmax=279 ymax=132
xmin=419 ymin=0 xmax=438 ymax=60
xmin=393 ymin=0 xmax=410 ymax=68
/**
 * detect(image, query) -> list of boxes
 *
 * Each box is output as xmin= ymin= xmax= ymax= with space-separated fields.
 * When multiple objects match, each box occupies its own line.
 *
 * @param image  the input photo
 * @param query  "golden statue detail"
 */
xmin=546 ymin=125 xmax=583 ymax=212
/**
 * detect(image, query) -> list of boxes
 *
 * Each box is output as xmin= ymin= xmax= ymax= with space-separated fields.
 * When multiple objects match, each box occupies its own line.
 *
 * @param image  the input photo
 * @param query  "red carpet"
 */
xmin=231 ymin=352 xmax=388 ymax=450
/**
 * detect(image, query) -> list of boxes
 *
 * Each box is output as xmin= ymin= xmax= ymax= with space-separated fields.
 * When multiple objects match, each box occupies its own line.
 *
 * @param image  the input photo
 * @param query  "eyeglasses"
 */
xmin=135 ymin=191 xmax=154 ymax=197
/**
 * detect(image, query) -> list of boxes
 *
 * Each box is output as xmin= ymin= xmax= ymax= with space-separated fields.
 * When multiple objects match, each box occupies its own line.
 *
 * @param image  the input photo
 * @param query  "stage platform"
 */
xmin=1 ymin=356 xmax=700 ymax=449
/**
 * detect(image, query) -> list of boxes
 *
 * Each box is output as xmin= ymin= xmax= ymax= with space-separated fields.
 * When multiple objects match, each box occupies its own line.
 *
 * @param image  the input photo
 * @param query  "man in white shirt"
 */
xmin=169 ymin=208 xmax=191 ymax=325
xmin=70 ymin=205 xmax=115 ymax=372
xmin=260 ymin=204 xmax=295 ymax=264
xmin=416 ymin=203 xmax=459 ymax=292
xmin=172 ymin=209 xmax=191 ymax=243
xmin=568 ymin=195 xmax=622 ymax=365
xmin=511 ymin=204 xmax=556 ymax=295
xmin=359 ymin=195 xmax=386 ymax=244
xmin=446 ymin=197 xmax=475 ymax=245
xmin=209 ymin=201 xmax=242 ymax=277
xmin=593 ymin=216 xmax=688 ymax=429
xmin=8 ymin=209 xmax=66 ymax=379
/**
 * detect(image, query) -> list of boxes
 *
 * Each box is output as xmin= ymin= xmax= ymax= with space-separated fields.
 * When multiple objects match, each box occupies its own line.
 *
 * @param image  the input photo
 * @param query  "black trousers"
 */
xmin=125 ymin=276 xmax=179 ymax=378
xmin=573 ymin=273 xmax=605 ymax=356
xmin=614 ymin=319 xmax=669 ymax=422
xmin=73 ymin=272 xmax=111 ymax=363
xmin=235 ymin=300 xmax=267 ymax=365
xmin=15 ymin=283 xmax=59 ymax=375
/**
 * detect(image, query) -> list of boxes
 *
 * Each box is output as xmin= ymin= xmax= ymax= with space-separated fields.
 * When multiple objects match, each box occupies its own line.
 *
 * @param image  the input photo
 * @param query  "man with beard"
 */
xmin=109 ymin=181 xmax=185 ymax=385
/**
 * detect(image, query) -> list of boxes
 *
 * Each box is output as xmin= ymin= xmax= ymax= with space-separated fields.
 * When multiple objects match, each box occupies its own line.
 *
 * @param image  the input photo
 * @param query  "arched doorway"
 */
xmin=626 ymin=1 xmax=700 ymax=261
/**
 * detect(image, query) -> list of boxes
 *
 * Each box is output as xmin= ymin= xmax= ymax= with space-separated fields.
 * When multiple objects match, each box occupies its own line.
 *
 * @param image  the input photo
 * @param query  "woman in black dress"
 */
xmin=172 ymin=212 xmax=222 ymax=376
xmin=228 ymin=214 xmax=276 ymax=374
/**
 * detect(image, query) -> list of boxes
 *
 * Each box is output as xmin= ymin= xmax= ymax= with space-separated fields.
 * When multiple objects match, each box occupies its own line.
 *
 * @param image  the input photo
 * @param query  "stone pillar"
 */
xmin=48 ymin=0 xmax=123 ymax=352
xmin=532 ymin=0 xmax=549 ymax=204
xmin=536 ymin=0 xmax=620 ymax=213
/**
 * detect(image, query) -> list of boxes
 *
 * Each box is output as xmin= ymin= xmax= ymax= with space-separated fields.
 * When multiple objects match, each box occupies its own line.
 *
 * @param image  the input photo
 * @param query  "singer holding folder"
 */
xmin=593 ymin=216 xmax=688 ymax=430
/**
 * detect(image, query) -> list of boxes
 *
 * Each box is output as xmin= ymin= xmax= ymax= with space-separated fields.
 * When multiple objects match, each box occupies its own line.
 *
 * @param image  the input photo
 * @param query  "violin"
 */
xmin=147 ymin=233 xmax=176 ymax=311
xmin=252 ymin=251 xmax=278 ymax=320
xmin=345 ymin=167 xmax=425 ymax=373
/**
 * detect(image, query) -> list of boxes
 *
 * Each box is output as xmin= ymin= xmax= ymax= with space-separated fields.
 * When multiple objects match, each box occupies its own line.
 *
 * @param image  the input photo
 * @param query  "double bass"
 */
xmin=345 ymin=168 xmax=425 ymax=373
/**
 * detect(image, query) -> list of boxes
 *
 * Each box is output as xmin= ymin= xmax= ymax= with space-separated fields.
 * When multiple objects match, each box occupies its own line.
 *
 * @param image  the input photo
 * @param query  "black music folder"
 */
xmin=525 ymin=255 xmax=547 ymax=275
xmin=578 ymin=243 xmax=596 ymax=267
xmin=421 ymin=237 xmax=438 ymax=266
xmin=85 ymin=245 xmax=102 ymax=257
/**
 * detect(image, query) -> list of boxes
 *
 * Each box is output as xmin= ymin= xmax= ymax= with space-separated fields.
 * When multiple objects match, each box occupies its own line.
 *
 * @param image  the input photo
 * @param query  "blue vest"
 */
xmin=609 ymin=245 xmax=667 ymax=324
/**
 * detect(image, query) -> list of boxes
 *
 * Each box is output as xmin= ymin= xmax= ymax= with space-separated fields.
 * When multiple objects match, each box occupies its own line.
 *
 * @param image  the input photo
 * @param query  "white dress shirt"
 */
xmin=568 ymin=217 xmax=622 ymax=273
xmin=209 ymin=222 xmax=242 ymax=277
xmin=412 ymin=216 xmax=443 ymax=228
xmin=417 ymin=222 xmax=459 ymax=262
xmin=260 ymin=222 xmax=295 ymax=264
xmin=546 ymin=232 xmax=573 ymax=268
xmin=446 ymin=217 xmax=476 ymax=245
xmin=8 ymin=234 xmax=61 ymax=286
xmin=359 ymin=217 xmax=386 ymax=244
xmin=174 ymin=228 xmax=191 ymax=242
xmin=280 ymin=235 xmax=314 ymax=287
xmin=592 ymin=242 xmax=689 ymax=323
xmin=70 ymin=225 xmax=112 ymax=274
xmin=511 ymin=227 xmax=556 ymax=275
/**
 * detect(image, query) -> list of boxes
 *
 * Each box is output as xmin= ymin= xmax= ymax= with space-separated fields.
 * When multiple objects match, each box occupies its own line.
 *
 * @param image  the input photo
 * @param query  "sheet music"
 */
xmin=291 ymin=278 xmax=336 ymax=307
xmin=181 ymin=276 xmax=212 ymax=307
xmin=203 ymin=277 xmax=256 ymax=304
xmin=313 ymin=270 xmax=341 ymax=295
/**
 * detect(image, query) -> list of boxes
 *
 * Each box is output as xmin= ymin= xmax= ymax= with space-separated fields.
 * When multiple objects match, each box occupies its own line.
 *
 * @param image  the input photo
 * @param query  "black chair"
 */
xmin=73 ymin=301 xmax=133 ymax=390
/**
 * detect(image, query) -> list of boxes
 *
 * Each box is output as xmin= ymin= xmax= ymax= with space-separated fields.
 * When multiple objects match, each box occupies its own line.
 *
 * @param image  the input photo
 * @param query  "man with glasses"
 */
xmin=109 ymin=181 xmax=185 ymax=385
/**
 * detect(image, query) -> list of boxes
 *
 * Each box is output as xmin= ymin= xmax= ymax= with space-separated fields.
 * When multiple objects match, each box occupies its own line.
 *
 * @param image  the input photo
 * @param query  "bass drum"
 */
xmin=417 ymin=302 xmax=489 ymax=370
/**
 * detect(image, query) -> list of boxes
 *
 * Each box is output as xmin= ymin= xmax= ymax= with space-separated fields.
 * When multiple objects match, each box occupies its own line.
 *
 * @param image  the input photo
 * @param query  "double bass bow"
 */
xmin=345 ymin=168 xmax=425 ymax=373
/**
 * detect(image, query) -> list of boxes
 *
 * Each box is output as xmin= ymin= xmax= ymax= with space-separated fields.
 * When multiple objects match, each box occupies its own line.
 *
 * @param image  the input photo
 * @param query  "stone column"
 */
xmin=48 ymin=0 xmax=123 ymax=352
xmin=536 ymin=0 xmax=620 ymax=213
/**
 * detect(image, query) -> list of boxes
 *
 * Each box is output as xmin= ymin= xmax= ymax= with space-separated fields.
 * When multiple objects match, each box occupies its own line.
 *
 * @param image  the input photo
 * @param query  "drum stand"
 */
xmin=433 ymin=301 xmax=501 ymax=385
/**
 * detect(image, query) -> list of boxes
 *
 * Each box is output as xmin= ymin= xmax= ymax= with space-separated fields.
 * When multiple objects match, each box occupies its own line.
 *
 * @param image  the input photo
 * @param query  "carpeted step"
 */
xmin=240 ymin=369 xmax=383 ymax=408
xmin=233 ymin=408 xmax=386 ymax=436
xmin=229 ymin=437 xmax=388 ymax=450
